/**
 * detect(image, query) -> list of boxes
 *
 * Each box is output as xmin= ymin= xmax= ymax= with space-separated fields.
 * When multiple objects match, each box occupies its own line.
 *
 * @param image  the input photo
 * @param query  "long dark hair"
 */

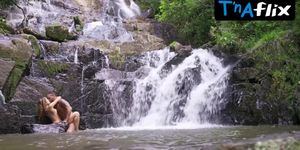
xmin=37 ymin=98 xmax=47 ymax=122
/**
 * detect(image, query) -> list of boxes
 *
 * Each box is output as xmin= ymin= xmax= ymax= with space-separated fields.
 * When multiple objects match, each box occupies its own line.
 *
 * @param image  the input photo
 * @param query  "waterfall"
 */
xmin=82 ymin=0 xmax=140 ymax=42
xmin=74 ymin=48 xmax=79 ymax=64
xmin=103 ymin=55 xmax=110 ymax=68
xmin=112 ymin=0 xmax=141 ymax=19
xmin=0 ymin=90 xmax=5 ymax=106
xmin=104 ymin=48 xmax=230 ymax=128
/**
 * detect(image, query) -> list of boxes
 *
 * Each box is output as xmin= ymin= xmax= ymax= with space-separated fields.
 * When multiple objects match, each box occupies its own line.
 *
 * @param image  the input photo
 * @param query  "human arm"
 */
xmin=48 ymin=96 xmax=61 ymax=108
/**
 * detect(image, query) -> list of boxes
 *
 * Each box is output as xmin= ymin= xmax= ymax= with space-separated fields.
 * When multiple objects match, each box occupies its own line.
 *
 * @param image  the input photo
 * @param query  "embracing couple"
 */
xmin=38 ymin=92 xmax=80 ymax=133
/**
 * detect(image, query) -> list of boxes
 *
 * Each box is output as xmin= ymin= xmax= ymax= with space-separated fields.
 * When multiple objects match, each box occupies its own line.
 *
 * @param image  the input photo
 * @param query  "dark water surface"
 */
xmin=0 ymin=126 xmax=300 ymax=150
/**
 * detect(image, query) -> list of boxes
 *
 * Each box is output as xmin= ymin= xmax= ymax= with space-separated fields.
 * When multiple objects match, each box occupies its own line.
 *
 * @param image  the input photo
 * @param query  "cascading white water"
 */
xmin=0 ymin=90 xmax=6 ymax=106
xmin=82 ymin=0 xmax=140 ymax=42
xmin=4 ymin=0 xmax=139 ymax=42
xmin=112 ymin=0 xmax=141 ymax=19
xmin=74 ymin=48 xmax=79 ymax=64
xmin=102 ymin=48 xmax=230 ymax=128
xmin=131 ymin=49 xmax=229 ymax=127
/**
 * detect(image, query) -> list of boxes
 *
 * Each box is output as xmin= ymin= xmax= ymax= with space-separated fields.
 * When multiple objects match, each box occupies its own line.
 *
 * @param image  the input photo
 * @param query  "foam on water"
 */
xmin=98 ymin=124 xmax=224 ymax=131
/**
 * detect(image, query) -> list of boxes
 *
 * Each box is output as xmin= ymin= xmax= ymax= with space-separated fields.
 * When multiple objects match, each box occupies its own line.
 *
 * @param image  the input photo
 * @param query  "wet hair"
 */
xmin=47 ymin=91 xmax=56 ymax=97
xmin=37 ymin=98 xmax=47 ymax=122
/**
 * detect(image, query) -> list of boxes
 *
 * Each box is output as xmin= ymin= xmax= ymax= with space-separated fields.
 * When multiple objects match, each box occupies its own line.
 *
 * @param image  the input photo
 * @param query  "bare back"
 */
xmin=55 ymin=99 xmax=72 ymax=121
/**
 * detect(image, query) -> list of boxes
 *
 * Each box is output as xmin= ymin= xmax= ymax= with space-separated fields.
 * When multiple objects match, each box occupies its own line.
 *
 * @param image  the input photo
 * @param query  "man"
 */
xmin=47 ymin=92 xmax=80 ymax=132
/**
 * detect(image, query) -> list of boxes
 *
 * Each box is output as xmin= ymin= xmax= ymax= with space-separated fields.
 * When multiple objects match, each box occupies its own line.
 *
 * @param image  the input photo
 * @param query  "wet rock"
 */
xmin=0 ymin=90 xmax=5 ymax=106
xmin=0 ymin=104 xmax=21 ymax=134
xmin=46 ymin=25 xmax=78 ymax=42
xmin=169 ymin=41 xmax=183 ymax=52
xmin=124 ymin=19 xmax=178 ymax=43
xmin=74 ymin=16 xmax=84 ymax=32
xmin=36 ymin=60 xmax=71 ymax=78
xmin=0 ymin=36 xmax=33 ymax=101
xmin=22 ymin=35 xmax=42 ymax=58
xmin=23 ymin=27 xmax=47 ymax=40
xmin=11 ymin=76 xmax=55 ymax=115
xmin=95 ymin=69 xmax=134 ymax=81
xmin=21 ymin=123 xmax=66 ymax=134
xmin=232 ymin=67 xmax=259 ymax=81
xmin=40 ymin=40 xmax=60 ymax=55
xmin=82 ymin=114 xmax=114 ymax=129
xmin=0 ymin=59 xmax=15 ymax=90
xmin=221 ymin=34 xmax=300 ymax=125
xmin=160 ymin=50 xmax=192 ymax=77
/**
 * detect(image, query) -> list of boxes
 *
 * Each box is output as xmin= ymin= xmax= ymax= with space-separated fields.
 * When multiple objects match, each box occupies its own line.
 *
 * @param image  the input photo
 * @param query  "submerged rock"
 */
xmin=21 ymin=123 xmax=66 ymax=134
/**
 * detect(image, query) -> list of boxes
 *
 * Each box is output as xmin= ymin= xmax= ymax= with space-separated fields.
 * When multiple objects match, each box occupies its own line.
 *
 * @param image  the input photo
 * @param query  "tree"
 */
xmin=158 ymin=0 xmax=214 ymax=46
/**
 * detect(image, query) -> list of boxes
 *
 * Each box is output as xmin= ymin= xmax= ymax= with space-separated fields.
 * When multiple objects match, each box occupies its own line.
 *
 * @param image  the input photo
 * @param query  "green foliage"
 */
xmin=0 ymin=17 xmax=14 ymax=34
xmin=158 ymin=0 xmax=214 ymax=46
xmin=293 ymin=0 xmax=300 ymax=36
xmin=211 ymin=21 xmax=291 ymax=52
xmin=136 ymin=0 xmax=161 ymax=15
xmin=0 ymin=0 xmax=17 ymax=8
xmin=27 ymin=35 xmax=41 ymax=58
xmin=252 ymin=33 xmax=300 ymax=103
xmin=38 ymin=61 xmax=69 ymax=77
xmin=74 ymin=16 xmax=84 ymax=32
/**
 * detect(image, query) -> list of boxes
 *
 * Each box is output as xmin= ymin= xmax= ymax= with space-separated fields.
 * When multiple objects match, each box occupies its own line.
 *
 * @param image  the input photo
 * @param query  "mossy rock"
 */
xmin=0 ymin=37 xmax=33 ymax=101
xmin=23 ymin=28 xmax=47 ymax=40
xmin=40 ymin=40 xmax=60 ymax=55
xmin=169 ymin=41 xmax=183 ymax=52
xmin=74 ymin=16 xmax=84 ymax=32
xmin=37 ymin=60 xmax=70 ymax=77
xmin=23 ymin=35 xmax=42 ymax=58
xmin=108 ymin=50 xmax=126 ymax=70
xmin=45 ymin=25 xmax=78 ymax=42
xmin=0 ymin=18 xmax=14 ymax=34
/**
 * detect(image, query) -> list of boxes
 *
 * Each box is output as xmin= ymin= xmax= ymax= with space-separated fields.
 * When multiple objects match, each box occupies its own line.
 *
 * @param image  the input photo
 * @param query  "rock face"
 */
xmin=45 ymin=25 xmax=78 ymax=42
xmin=0 ymin=59 xmax=15 ymax=89
xmin=21 ymin=123 xmax=66 ymax=134
xmin=0 ymin=105 xmax=21 ymax=134
xmin=0 ymin=0 xmax=180 ymax=134
xmin=0 ymin=35 xmax=33 ymax=101
xmin=220 ymin=33 xmax=300 ymax=125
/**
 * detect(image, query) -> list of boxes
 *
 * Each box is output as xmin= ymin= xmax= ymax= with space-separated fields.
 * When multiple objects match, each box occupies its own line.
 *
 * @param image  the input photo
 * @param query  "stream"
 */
xmin=1 ymin=126 xmax=300 ymax=149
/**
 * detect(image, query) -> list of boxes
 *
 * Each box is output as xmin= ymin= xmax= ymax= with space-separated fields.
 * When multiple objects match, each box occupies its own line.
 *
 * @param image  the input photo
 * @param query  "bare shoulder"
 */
xmin=60 ymin=98 xmax=71 ymax=107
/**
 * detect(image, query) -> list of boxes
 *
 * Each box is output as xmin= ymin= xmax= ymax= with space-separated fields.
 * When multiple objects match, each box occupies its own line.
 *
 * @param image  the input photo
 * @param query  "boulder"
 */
xmin=169 ymin=41 xmax=183 ymax=52
xmin=21 ymin=123 xmax=66 ymax=134
xmin=0 ymin=59 xmax=15 ymax=90
xmin=22 ymin=35 xmax=42 ymax=58
xmin=45 ymin=25 xmax=78 ymax=42
xmin=11 ymin=76 xmax=55 ymax=115
xmin=0 ymin=36 xmax=33 ymax=101
xmin=40 ymin=40 xmax=60 ymax=56
xmin=23 ymin=27 xmax=47 ymax=40
xmin=232 ymin=67 xmax=260 ymax=81
xmin=0 ymin=104 xmax=21 ymax=134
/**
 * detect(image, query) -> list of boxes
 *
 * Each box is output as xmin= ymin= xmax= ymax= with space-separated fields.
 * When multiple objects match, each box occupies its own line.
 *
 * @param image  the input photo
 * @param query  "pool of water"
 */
xmin=0 ymin=126 xmax=299 ymax=149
